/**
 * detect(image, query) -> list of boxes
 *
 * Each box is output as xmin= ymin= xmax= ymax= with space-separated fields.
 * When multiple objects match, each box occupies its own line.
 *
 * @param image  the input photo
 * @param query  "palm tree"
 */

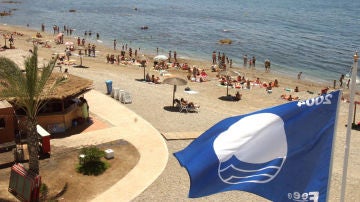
xmin=0 ymin=46 xmax=60 ymax=175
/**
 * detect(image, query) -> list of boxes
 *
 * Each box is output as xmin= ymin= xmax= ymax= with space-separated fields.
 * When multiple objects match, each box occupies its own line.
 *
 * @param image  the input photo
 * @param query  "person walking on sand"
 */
xmin=174 ymin=51 xmax=177 ymax=62
xmin=297 ymin=72 xmax=302 ymax=80
xmin=92 ymin=44 xmax=96 ymax=57
xmin=113 ymin=39 xmax=117 ymax=50
xmin=264 ymin=59 xmax=271 ymax=72
xmin=252 ymin=56 xmax=256 ymax=68
xmin=87 ymin=43 xmax=91 ymax=56
xmin=243 ymin=54 xmax=248 ymax=68
xmin=41 ymin=23 xmax=45 ymax=32
xmin=339 ymin=74 xmax=345 ymax=87
xmin=212 ymin=51 xmax=217 ymax=64
xmin=52 ymin=25 xmax=57 ymax=35
xmin=168 ymin=50 xmax=172 ymax=63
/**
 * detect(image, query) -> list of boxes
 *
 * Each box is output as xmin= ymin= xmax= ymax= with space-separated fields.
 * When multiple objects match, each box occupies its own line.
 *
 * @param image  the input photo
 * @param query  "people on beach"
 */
xmin=52 ymin=25 xmax=58 ymax=35
xmin=92 ymin=44 xmax=96 ymax=57
xmin=65 ymin=48 xmax=71 ymax=61
xmin=243 ymin=54 xmax=248 ymax=68
xmin=212 ymin=51 xmax=217 ymax=64
xmin=281 ymin=94 xmax=299 ymax=101
xmin=264 ymin=59 xmax=271 ymax=72
xmin=234 ymin=91 xmax=242 ymax=101
xmin=145 ymin=73 xmax=151 ymax=82
xmin=297 ymin=72 xmax=302 ymax=80
xmin=79 ymin=97 xmax=89 ymax=122
xmin=274 ymin=79 xmax=279 ymax=87
xmin=113 ymin=39 xmax=117 ymax=50
xmin=252 ymin=56 xmax=256 ymax=68
xmin=41 ymin=23 xmax=45 ymax=32
xmin=87 ymin=43 xmax=91 ymax=56
xmin=8 ymin=34 xmax=14 ymax=48
xmin=339 ymin=74 xmax=345 ymax=87
xmin=151 ymin=75 xmax=160 ymax=84
xmin=294 ymin=86 xmax=299 ymax=92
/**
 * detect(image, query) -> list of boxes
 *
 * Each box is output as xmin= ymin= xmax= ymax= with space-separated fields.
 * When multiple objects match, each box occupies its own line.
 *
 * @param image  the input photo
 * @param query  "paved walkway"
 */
xmin=51 ymin=90 xmax=169 ymax=202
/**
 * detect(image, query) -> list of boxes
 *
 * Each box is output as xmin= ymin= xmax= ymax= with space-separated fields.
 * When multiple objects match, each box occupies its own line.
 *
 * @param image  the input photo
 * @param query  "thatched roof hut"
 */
xmin=0 ymin=72 xmax=93 ymax=101
xmin=46 ymin=73 xmax=93 ymax=100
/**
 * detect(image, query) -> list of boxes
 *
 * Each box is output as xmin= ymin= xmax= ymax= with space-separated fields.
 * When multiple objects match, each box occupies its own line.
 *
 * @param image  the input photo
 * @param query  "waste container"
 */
xmin=105 ymin=80 xmax=113 ymax=94
xmin=37 ymin=125 xmax=51 ymax=154
xmin=113 ymin=88 xmax=120 ymax=100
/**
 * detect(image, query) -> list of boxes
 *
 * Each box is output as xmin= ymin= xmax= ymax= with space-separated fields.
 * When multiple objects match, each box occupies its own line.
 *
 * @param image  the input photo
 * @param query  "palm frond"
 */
xmin=0 ymin=46 xmax=61 ymax=118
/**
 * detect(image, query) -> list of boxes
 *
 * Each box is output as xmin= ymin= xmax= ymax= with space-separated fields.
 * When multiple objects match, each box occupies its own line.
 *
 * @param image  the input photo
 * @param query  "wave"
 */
xmin=218 ymin=155 xmax=285 ymax=184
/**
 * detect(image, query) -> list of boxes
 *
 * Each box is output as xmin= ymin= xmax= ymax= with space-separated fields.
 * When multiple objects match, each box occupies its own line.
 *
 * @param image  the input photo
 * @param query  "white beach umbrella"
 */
xmin=154 ymin=54 xmax=168 ymax=61
xmin=65 ymin=41 xmax=74 ymax=46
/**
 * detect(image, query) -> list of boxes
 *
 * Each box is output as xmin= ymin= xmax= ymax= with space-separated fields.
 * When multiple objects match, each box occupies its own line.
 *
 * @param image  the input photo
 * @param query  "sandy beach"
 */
xmin=0 ymin=24 xmax=359 ymax=201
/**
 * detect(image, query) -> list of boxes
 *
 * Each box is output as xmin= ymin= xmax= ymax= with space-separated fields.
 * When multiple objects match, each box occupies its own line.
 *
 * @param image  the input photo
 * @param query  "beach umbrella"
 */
xmin=219 ymin=70 xmax=241 ymax=96
xmin=163 ymin=77 xmax=187 ymax=106
xmin=154 ymin=54 xmax=168 ymax=61
xmin=65 ymin=41 xmax=74 ymax=46
xmin=140 ymin=55 xmax=147 ymax=81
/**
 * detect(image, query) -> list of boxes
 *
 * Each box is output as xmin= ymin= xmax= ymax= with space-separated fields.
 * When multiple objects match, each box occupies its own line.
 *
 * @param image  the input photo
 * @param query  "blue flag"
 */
xmin=174 ymin=90 xmax=341 ymax=202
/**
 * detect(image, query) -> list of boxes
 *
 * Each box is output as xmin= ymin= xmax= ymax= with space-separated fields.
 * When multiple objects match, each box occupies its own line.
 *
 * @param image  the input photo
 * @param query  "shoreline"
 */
xmin=1 ymin=23 xmax=340 ymax=88
xmin=1 ymin=23 xmax=360 ymax=201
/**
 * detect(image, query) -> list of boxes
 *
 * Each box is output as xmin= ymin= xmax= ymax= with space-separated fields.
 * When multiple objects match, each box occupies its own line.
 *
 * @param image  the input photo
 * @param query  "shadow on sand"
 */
xmin=218 ymin=95 xmax=239 ymax=102
xmin=135 ymin=78 xmax=147 ymax=83
xmin=51 ymin=117 xmax=95 ymax=139
xmin=163 ymin=106 xmax=181 ymax=112
xmin=72 ymin=65 xmax=89 ymax=68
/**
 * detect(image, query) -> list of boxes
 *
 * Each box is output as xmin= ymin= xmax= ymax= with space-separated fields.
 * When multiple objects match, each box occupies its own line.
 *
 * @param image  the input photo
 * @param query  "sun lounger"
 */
xmin=120 ymin=91 xmax=132 ymax=104
xmin=174 ymin=99 xmax=199 ymax=113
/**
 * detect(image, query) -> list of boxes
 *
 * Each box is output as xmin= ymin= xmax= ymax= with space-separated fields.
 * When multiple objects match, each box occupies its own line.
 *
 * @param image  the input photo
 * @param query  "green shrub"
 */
xmin=76 ymin=146 xmax=109 ymax=176
xmin=39 ymin=183 xmax=48 ymax=201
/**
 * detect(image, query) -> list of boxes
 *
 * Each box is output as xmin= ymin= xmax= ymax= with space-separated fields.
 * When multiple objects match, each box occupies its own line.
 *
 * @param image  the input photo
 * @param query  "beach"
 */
xmin=0 ymin=24 xmax=359 ymax=201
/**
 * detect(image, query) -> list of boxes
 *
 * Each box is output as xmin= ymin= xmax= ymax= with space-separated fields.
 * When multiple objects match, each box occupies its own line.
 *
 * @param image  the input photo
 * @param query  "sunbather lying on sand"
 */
xmin=281 ymin=94 xmax=299 ymax=101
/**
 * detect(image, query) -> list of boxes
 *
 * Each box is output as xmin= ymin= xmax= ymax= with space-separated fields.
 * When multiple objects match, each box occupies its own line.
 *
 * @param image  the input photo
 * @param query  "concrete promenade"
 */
xmin=51 ymin=90 xmax=169 ymax=202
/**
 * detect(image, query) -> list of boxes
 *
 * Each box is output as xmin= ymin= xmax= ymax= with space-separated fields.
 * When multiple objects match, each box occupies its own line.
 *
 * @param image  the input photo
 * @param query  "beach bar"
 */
xmin=0 ymin=73 xmax=93 ymax=144
xmin=16 ymin=73 xmax=93 ymax=133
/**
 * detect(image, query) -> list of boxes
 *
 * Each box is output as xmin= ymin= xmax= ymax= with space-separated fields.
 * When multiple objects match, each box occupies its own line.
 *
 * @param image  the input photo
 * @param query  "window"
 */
xmin=0 ymin=118 xmax=5 ymax=128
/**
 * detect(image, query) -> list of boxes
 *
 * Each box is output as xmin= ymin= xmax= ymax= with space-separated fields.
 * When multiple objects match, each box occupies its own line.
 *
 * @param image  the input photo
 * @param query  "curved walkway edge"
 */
xmin=51 ymin=90 xmax=169 ymax=202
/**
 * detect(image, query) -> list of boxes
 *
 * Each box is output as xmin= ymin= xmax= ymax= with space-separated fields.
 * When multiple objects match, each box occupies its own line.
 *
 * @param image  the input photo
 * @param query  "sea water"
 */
xmin=1 ymin=0 xmax=359 ymax=84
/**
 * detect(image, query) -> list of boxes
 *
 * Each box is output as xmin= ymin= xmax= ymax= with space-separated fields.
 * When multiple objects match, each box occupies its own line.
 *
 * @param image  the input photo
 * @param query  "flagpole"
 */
xmin=340 ymin=51 xmax=358 ymax=202
xmin=326 ymin=89 xmax=342 ymax=202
